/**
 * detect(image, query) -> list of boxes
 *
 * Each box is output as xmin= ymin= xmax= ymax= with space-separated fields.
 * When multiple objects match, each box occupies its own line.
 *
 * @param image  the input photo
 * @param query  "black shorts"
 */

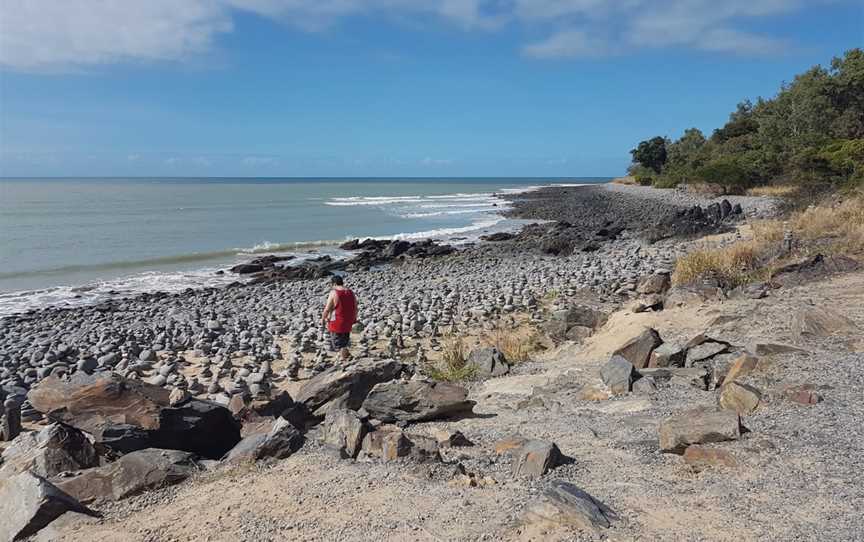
xmin=329 ymin=332 xmax=350 ymax=350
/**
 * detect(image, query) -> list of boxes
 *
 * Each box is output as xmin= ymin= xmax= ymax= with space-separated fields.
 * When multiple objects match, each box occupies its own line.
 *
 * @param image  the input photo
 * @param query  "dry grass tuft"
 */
xmin=425 ymin=336 xmax=476 ymax=382
xmin=674 ymin=195 xmax=864 ymax=287
xmin=746 ymin=185 xmax=799 ymax=198
xmin=684 ymin=183 xmax=726 ymax=197
xmin=481 ymin=326 xmax=544 ymax=364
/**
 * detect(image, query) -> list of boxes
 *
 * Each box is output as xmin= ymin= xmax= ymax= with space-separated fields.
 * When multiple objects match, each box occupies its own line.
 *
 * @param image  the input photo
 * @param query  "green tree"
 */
xmin=630 ymin=136 xmax=668 ymax=173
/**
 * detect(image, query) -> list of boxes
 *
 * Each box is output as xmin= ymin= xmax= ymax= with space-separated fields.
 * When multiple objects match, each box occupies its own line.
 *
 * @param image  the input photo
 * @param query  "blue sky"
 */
xmin=0 ymin=0 xmax=861 ymax=178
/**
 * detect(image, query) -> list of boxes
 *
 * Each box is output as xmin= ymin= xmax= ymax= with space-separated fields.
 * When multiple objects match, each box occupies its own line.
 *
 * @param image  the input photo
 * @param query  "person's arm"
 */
xmin=321 ymin=291 xmax=337 ymax=325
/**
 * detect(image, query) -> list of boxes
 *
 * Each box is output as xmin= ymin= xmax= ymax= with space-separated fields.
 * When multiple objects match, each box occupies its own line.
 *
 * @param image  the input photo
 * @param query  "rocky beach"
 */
xmin=2 ymin=183 xmax=863 ymax=541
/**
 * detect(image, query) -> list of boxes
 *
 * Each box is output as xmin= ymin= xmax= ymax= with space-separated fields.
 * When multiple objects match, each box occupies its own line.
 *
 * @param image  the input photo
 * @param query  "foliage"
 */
xmin=425 ymin=337 xmax=476 ymax=382
xmin=625 ymin=49 xmax=864 ymax=191
xmin=630 ymin=136 xmax=668 ymax=173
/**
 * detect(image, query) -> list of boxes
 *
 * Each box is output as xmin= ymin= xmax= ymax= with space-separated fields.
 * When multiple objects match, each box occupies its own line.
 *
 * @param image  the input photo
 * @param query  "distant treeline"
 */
xmin=628 ymin=48 xmax=864 ymax=193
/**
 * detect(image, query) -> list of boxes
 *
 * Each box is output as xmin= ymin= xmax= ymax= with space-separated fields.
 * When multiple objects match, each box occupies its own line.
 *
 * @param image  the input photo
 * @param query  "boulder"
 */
xmin=659 ymin=410 xmax=742 ymax=454
xmin=612 ymin=328 xmax=662 ymax=369
xmin=360 ymin=426 xmax=413 ymax=461
xmin=636 ymin=272 xmax=671 ymax=295
xmin=320 ymin=409 xmax=368 ymax=459
xmin=564 ymin=325 xmax=594 ymax=342
xmin=54 ymin=448 xmax=198 ymax=504
xmin=0 ymin=471 xmax=94 ymax=541
xmin=686 ymin=341 xmax=729 ymax=365
xmin=28 ymin=373 xmax=240 ymax=459
xmin=295 ymin=359 xmax=404 ymax=417
xmin=493 ymin=435 xmax=529 ymax=455
xmin=522 ymin=481 xmax=617 ymax=532
xmin=649 ymin=342 xmax=686 ymax=367
xmin=600 ymin=355 xmax=635 ymax=395
xmin=792 ymin=307 xmax=857 ymax=338
xmin=223 ymin=417 xmax=304 ymax=463
xmin=361 ymin=380 xmax=475 ymax=424
xmin=509 ymin=439 xmax=563 ymax=479
xmin=465 ymin=347 xmax=509 ymax=379
xmin=551 ymin=305 xmax=609 ymax=329
xmin=638 ymin=367 xmax=709 ymax=390
xmin=0 ymin=423 xmax=99 ymax=479
xmin=724 ymin=354 xmax=759 ymax=384
xmin=718 ymin=382 xmax=761 ymax=414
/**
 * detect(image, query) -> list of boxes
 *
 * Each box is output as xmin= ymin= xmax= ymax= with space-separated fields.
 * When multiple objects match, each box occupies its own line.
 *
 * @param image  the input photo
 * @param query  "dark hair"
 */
xmin=330 ymin=275 xmax=344 ymax=286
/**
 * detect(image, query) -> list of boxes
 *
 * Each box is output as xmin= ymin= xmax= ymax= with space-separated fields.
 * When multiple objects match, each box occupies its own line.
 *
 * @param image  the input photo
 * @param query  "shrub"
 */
xmin=481 ymin=326 xmax=544 ymax=364
xmin=652 ymin=175 xmax=679 ymax=189
xmin=672 ymin=240 xmax=769 ymax=289
xmin=425 ymin=337 xmax=476 ymax=382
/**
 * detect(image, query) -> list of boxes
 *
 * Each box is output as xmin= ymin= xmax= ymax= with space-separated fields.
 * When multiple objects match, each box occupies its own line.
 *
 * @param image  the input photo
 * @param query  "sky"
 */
xmin=0 ymin=0 xmax=861 ymax=178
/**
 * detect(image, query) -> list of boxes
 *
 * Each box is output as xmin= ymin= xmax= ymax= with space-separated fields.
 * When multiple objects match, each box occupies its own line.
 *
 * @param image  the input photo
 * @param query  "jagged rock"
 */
xmin=564 ymin=325 xmax=593 ymax=342
xmin=636 ymin=272 xmax=671 ymax=295
xmin=649 ymin=342 xmax=686 ymax=367
xmin=718 ymin=382 xmax=762 ymax=414
xmin=361 ymin=425 xmax=412 ymax=461
xmin=28 ymin=373 xmax=240 ymax=459
xmin=295 ymin=359 xmax=404 ymax=417
xmin=509 ymin=439 xmax=563 ymax=479
xmin=0 ymin=471 xmax=94 ymax=541
xmin=522 ymin=481 xmax=618 ymax=532
xmin=611 ymin=328 xmax=662 ymax=369
xmin=630 ymin=294 xmax=664 ymax=313
xmin=0 ymin=423 xmax=98 ymax=479
xmin=686 ymin=341 xmax=729 ymax=364
xmin=724 ymin=354 xmax=759 ymax=384
xmin=659 ymin=410 xmax=742 ymax=454
xmin=638 ymin=367 xmax=709 ymax=390
xmin=465 ymin=347 xmax=509 ymax=379
xmin=361 ymin=379 xmax=475 ymax=424
xmin=223 ymin=417 xmax=304 ymax=463
xmin=551 ymin=305 xmax=609 ymax=329
xmin=792 ymin=307 xmax=857 ymax=338
xmin=600 ymin=355 xmax=635 ymax=395
xmin=320 ymin=409 xmax=367 ymax=459
xmin=54 ymin=448 xmax=198 ymax=504
xmin=632 ymin=376 xmax=657 ymax=394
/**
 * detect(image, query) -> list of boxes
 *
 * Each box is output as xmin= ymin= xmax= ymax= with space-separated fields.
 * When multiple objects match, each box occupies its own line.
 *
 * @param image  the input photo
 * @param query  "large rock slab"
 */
xmin=792 ymin=307 xmax=858 ymax=338
xmin=612 ymin=328 xmax=662 ymax=369
xmin=465 ymin=347 xmax=510 ymax=379
xmin=659 ymin=410 xmax=742 ymax=454
xmin=0 ymin=471 xmax=94 ymax=541
xmin=295 ymin=359 xmax=404 ymax=416
xmin=320 ymin=409 xmax=367 ymax=459
xmin=223 ymin=417 xmax=304 ymax=463
xmin=522 ymin=481 xmax=617 ymax=532
xmin=0 ymin=423 xmax=99 ymax=479
xmin=361 ymin=380 xmax=475 ymax=424
xmin=54 ymin=448 xmax=198 ymax=504
xmin=28 ymin=373 xmax=240 ymax=459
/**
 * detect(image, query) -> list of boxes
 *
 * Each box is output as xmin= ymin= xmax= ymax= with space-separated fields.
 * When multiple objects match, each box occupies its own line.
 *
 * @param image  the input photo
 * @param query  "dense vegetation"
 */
xmin=628 ymin=49 xmax=864 ymax=193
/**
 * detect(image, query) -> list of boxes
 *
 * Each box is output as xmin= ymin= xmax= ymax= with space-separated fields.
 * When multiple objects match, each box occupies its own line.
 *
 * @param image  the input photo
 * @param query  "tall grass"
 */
xmin=425 ymin=337 xmax=476 ymax=382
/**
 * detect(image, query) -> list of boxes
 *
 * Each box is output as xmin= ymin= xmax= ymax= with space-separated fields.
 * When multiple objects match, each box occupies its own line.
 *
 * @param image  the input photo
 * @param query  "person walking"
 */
xmin=321 ymin=275 xmax=357 ymax=363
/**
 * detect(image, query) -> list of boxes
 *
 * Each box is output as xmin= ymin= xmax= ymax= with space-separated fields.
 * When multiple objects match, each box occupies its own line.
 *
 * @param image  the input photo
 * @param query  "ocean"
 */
xmin=0 ymin=177 xmax=609 ymax=316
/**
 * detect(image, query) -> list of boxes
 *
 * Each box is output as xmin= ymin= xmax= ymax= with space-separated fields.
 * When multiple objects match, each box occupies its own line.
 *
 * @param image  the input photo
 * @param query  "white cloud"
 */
xmin=420 ymin=157 xmax=453 ymax=166
xmin=0 ymin=0 xmax=816 ymax=70
xmin=242 ymin=156 xmax=278 ymax=166
xmin=127 ymin=154 xmax=141 ymax=162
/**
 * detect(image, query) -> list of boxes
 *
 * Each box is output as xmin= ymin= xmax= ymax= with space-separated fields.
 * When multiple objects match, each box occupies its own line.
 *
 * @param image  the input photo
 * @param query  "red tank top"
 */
xmin=328 ymin=289 xmax=357 ymax=333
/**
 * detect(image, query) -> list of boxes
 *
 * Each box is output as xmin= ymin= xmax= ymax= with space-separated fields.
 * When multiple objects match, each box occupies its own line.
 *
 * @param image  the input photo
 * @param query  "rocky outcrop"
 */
xmin=54 ymin=448 xmax=199 ymax=504
xmin=295 ymin=359 xmax=404 ymax=418
xmin=361 ymin=380 xmax=475 ymax=424
xmin=223 ymin=417 xmax=304 ymax=463
xmin=0 ymin=423 xmax=99 ymax=479
xmin=0 ymin=471 xmax=94 ymax=541
xmin=659 ymin=410 xmax=742 ymax=454
xmin=28 ymin=373 xmax=240 ymax=459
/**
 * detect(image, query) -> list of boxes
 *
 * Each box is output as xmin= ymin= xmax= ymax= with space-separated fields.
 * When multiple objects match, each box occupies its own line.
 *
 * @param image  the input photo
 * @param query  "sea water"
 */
xmin=0 ymin=177 xmax=608 ymax=315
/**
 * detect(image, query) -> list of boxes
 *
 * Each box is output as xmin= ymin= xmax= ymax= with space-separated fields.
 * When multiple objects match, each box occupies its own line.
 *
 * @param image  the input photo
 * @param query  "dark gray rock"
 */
xmin=320 ymin=409 xmax=368 ymax=459
xmin=600 ymin=355 xmax=635 ymax=396
xmin=54 ymin=448 xmax=198 ymax=504
xmin=510 ymin=439 xmax=563 ymax=479
xmin=362 ymin=379 xmax=475 ymax=424
xmin=223 ymin=417 xmax=304 ymax=463
xmin=465 ymin=347 xmax=509 ymax=379
xmin=0 ymin=471 xmax=95 ymax=541
xmin=612 ymin=328 xmax=662 ymax=369
xmin=523 ymin=481 xmax=618 ymax=531
xmin=295 ymin=359 xmax=404 ymax=417
xmin=0 ymin=423 xmax=99 ymax=479
xmin=659 ymin=410 xmax=742 ymax=454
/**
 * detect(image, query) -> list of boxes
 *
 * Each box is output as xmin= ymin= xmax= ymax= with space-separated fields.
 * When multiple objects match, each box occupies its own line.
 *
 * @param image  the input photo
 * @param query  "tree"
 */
xmin=696 ymin=157 xmax=754 ymax=193
xmin=630 ymin=136 xmax=668 ymax=173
